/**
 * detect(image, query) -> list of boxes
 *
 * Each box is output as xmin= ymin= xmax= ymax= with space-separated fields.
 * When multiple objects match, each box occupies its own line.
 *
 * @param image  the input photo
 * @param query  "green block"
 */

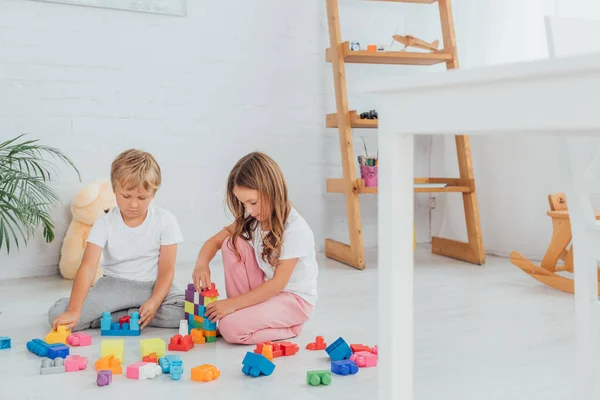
xmin=206 ymin=336 xmax=217 ymax=343
xmin=307 ymin=370 xmax=332 ymax=386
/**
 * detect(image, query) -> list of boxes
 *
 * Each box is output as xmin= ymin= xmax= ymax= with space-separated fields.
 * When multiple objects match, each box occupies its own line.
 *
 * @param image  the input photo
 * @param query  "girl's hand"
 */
xmin=192 ymin=265 xmax=212 ymax=292
xmin=205 ymin=298 xmax=239 ymax=322
xmin=52 ymin=310 xmax=81 ymax=330
xmin=139 ymin=298 xmax=160 ymax=329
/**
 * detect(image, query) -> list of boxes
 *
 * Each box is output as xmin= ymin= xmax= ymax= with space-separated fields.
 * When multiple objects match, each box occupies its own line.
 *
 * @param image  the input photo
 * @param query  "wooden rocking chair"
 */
xmin=510 ymin=192 xmax=600 ymax=294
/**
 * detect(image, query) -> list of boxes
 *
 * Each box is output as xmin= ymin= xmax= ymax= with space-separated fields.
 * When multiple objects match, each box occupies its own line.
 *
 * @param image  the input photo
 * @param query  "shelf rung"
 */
xmin=326 ymin=110 xmax=378 ymax=129
xmin=326 ymin=178 xmax=473 ymax=194
xmin=326 ymin=42 xmax=452 ymax=66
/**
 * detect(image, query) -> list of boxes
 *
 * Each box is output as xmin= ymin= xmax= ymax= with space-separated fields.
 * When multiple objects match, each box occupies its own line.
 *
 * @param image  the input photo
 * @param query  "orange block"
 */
xmin=194 ymin=315 xmax=204 ymax=323
xmin=204 ymin=330 xmax=217 ymax=337
xmin=95 ymin=355 xmax=122 ymax=374
xmin=142 ymin=352 xmax=158 ymax=363
xmin=191 ymin=364 xmax=220 ymax=382
xmin=367 ymin=44 xmax=377 ymax=52
xmin=262 ymin=344 xmax=274 ymax=361
xmin=191 ymin=329 xmax=205 ymax=344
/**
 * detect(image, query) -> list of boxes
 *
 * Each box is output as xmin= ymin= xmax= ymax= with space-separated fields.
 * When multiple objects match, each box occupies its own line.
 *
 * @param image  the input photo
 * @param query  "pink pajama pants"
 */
xmin=217 ymin=237 xmax=314 ymax=345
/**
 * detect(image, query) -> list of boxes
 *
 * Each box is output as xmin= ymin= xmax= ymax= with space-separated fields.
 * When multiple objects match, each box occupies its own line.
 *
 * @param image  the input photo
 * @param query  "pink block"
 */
xmin=67 ymin=332 xmax=92 ymax=347
xmin=350 ymin=351 xmax=378 ymax=368
xmin=126 ymin=362 xmax=150 ymax=379
xmin=65 ymin=355 xmax=88 ymax=372
xmin=371 ymin=345 xmax=378 ymax=355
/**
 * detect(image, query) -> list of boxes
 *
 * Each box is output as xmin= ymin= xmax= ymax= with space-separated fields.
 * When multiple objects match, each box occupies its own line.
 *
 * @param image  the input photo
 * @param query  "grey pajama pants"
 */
xmin=48 ymin=275 xmax=185 ymax=331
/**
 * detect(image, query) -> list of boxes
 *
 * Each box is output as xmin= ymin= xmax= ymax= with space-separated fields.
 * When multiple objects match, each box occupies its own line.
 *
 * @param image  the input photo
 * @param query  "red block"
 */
xmin=280 ymin=341 xmax=299 ymax=356
xmin=168 ymin=334 xmax=194 ymax=352
xmin=119 ymin=315 xmax=130 ymax=328
xmin=306 ymin=335 xmax=327 ymax=350
xmin=351 ymin=344 xmax=372 ymax=353
xmin=142 ymin=352 xmax=158 ymax=363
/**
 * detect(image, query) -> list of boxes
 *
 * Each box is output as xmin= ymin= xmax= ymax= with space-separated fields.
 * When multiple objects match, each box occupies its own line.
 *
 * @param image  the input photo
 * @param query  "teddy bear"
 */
xmin=59 ymin=179 xmax=116 ymax=281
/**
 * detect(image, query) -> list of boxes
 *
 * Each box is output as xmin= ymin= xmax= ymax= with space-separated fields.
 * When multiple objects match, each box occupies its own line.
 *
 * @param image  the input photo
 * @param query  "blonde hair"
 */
xmin=110 ymin=149 xmax=162 ymax=193
xmin=226 ymin=152 xmax=290 ymax=268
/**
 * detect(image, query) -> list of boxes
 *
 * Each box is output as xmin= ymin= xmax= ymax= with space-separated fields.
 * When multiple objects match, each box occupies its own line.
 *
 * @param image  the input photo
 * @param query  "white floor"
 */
xmin=0 ymin=246 xmax=581 ymax=399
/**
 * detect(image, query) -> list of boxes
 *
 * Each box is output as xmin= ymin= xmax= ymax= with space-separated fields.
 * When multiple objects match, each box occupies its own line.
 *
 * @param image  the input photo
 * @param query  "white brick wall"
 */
xmin=0 ymin=0 xmax=439 ymax=279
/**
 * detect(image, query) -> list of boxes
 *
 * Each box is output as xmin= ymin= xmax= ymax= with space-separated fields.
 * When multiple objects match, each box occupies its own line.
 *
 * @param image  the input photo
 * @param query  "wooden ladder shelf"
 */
xmin=325 ymin=0 xmax=485 ymax=269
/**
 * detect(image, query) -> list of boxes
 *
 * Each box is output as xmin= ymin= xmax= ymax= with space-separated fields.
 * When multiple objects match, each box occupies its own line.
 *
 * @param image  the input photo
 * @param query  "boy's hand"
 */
xmin=139 ymin=298 xmax=160 ymax=329
xmin=192 ymin=265 xmax=212 ymax=292
xmin=52 ymin=310 xmax=80 ymax=330
xmin=205 ymin=298 xmax=239 ymax=322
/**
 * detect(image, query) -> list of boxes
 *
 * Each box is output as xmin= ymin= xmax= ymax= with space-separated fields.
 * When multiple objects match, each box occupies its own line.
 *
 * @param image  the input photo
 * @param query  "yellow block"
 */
xmin=139 ymin=338 xmax=166 ymax=358
xmin=204 ymin=296 xmax=217 ymax=306
xmin=101 ymin=339 xmax=124 ymax=363
xmin=184 ymin=301 xmax=194 ymax=315
xmin=45 ymin=325 xmax=71 ymax=344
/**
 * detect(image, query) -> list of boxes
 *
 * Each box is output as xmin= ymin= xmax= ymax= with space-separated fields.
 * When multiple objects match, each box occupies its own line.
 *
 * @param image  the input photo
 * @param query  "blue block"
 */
xmin=198 ymin=305 xmax=206 ymax=317
xmin=158 ymin=355 xmax=181 ymax=373
xmin=100 ymin=312 xmax=112 ymax=331
xmin=204 ymin=318 xmax=217 ymax=331
xmin=0 ymin=336 xmax=11 ymax=350
xmin=47 ymin=344 xmax=69 ymax=360
xmin=331 ymin=360 xmax=359 ymax=376
xmin=101 ymin=329 xmax=140 ymax=337
xmin=100 ymin=311 xmax=141 ymax=336
xmin=130 ymin=312 xmax=140 ymax=332
xmin=241 ymin=352 xmax=275 ymax=377
xmin=325 ymin=337 xmax=352 ymax=361
xmin=170 ymin=360 xmax=183 ymax=380
xmin=27 ymin=339 xmax=63 ymax=357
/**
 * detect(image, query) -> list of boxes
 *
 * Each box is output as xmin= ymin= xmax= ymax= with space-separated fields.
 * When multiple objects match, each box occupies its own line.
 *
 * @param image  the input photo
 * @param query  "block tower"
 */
xmin=184 ymin=283 xmax=219 ymax=343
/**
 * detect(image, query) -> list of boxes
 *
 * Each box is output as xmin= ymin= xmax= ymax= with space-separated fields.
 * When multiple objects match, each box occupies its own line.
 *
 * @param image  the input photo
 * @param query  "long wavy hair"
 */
xmin=226 ymin=152 xmax=290 ymax=268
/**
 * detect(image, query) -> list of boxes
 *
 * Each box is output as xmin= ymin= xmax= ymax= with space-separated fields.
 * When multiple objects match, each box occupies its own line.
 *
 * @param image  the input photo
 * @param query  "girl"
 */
xmin=192 ymin=152 xmax=317 ymax=345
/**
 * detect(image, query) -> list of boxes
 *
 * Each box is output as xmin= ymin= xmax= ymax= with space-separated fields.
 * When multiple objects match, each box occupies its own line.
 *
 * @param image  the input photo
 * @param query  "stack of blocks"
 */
xmin=100 ymin=312 xmax=140 ymax=336
xmin=184 ymin=283 xmax=219 ymax=343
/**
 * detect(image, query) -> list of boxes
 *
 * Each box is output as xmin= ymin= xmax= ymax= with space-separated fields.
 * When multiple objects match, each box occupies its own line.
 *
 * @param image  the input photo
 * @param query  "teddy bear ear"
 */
xmin=73 ymin=183 xmax=101 ymax=208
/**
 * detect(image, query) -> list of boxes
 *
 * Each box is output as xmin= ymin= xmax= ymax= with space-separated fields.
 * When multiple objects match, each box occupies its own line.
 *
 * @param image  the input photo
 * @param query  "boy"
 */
xmin=49 ymin=149 xmax=184 ymax=331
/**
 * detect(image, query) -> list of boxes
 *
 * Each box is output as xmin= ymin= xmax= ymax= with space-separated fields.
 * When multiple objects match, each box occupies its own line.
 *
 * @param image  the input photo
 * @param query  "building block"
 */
xmin=306 ymin=335 xmax=327 ymax=350
xmin=326 ymin=337 xmax=352 ymax=361
xmin=95 ymin=355 xmax=122 ymax=374
xmin=101 ymin=339 xmax=124 ymax=362
xmin=40 ymin=357 xmax=65 ymax=375
xmin=158 ymin=355 xmax=181 ymax=374
xmin=201 ymin=282 xmax=219 ymax=298
xmin=280 ymin=341 xmax=299 ymax=356
xmin=350 ymin=351 xmax=378 ymax=367
xmin=184 ymin=301 xmax=195 ymax=315
xmin=179 ymin=320 xmax=188 ymax=336
xmin=191 ymin=364 xmax=220 ymax=382
xmin=47 ymin=344 xmax=69 ymax=360
xmin=97 ymin=370 xmax=112 ymax=386
xmin=206 ymin=335 xmax=217 ymax=343
xmin=65 ymin=355 xmax=88 ymax=372
xmin=26 ymin=339 xmax=63 ymax=358
xmin=140 ymin=338 xmax=166 ymax=358
xmin=307 ymin=370 xmax=332 ymax=386
xmin=0 ymin=336 xmax=11 ymax=350
xmin=142 ymin=352 xmax=158 ymax=363
xmin=331 ymin=359 xmax=359 ymax=376
xmin=126 ymin=362 xmax=161 ymax=379
xmin=254 ymin=341 xmax=299 ymax=358
xmin=168 ymin=334 xmax=194 ymax=352
xmin=203 ymin=317 xmax=217 ymax=331
xmin=100 ymin=311 xmax=140 ymax=336
xmin=170 ymin=360 xmax=183 ymax=380
xmin=67 ymin=332 xmax=92 ymax=347
xmin=45 ymin=325 xmax=71 ymax=344
xmin=261 ymin=344 xmax=274 ymax=361
xmin=241 ymin=352 xmax=275 ymax=377
xmin=372 ymin=345 xmax=378 ymax=355
xmin=190 ymin=329 xmax=205 ymax=344
xmin=351 ymin=344 xmax=372 ymax=353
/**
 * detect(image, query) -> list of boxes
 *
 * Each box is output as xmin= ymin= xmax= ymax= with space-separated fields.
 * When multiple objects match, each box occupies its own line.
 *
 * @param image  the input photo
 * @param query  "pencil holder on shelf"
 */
xmin=360 ymin=164 xmax=378 ymax=188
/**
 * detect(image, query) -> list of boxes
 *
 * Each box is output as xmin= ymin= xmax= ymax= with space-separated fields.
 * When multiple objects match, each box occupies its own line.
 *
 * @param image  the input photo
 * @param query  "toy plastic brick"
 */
xmin=97 ymin=370 xmax=112 ymax=386
xmin=372 ymin=345 xmax=378 ymax=355
xmin=45 ymin=325 xmax=71 ymax=344
xmin=65 ymin=355 xmax=88 ymax=372
xmin=67 ymin=332 xmax=92 ymax=347
xmin=26 ymin=339 xmax=63 ymax=358
xmin=126 ymin=362 xmax=147 ymax=379
xmin=140 ymin=338 xmax=166 ymax=358
xmin=47 ymin=344 xmax=69 ymax=360
xmin=325 ymin=337 xmax=352 ymax=361
xmin=100 ymin=311 xmax=140 ymax=336
xmin=254 ymin=341 xmax=299 ymax=358
xmin=306 ymin=335 xmax=327 ymax=350
xmin=331 ymin=359 xmax=359 ymax=376
xmin=307 ymin=370 xmax=332 ymax=386
xmin=126 ymin=362 xmax=162 ymax=379
xmin=0 ymin=336 xmax=11 ymax=350
xmin=40 ymin=357 xmax=65 ymax=375
xmin=191 ymin=364 xmax=220 ymax=382
xmin=170 ymin=360 xmax=183 ymax=380
xmin=101 ymin=339 xmax=124 ymax=363
xmin=350 ymin=344 xmax=372 ymax=353
xmin=190 ymin=329 xmax=205 ymax=344
xmin=168 ymin=334 xmax=194 ymax=352
xmin=241 ymin=352 xmax=275 ymax=377
xmin=179 ymin=320 xmax=189 ymax=336
xmin=95 ymin=355 xmax=122 ymax=374
xmin=350 ymin=351 xmax=378 ymax=368
xmin=261 ymin=344 xmax=274 ymax=361
xmin=158 ymin=354 xmax=181 ymax=374
xmin=142 ymin=352 xmax=158 ymax=363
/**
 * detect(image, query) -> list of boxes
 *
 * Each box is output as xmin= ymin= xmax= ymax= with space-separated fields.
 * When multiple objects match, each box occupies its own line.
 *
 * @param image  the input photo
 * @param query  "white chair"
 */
xmin=545 ymin=15 xmax=600 ymax=399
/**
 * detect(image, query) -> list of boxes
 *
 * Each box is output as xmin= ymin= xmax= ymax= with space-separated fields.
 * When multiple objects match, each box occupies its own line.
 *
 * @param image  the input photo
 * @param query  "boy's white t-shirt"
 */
xmin=251 ymin=207 xmax=318 ymax=305
xmin=86 ymin=204 xmax=184 ymax=282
